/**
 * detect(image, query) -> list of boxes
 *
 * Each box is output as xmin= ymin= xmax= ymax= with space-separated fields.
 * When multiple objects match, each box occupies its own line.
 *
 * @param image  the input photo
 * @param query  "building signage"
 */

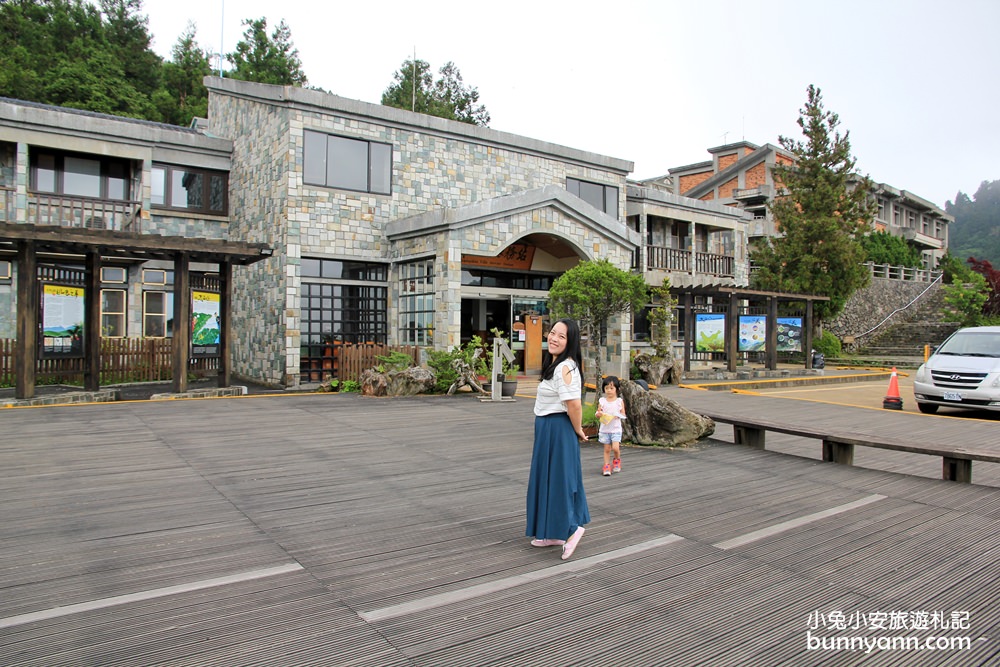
xmin=738 ymin=315 xmax=766 ymax=352
xmin=462 ymin=244 xmax=536 ymax=270
xmin=695 ymin=313 xmax=725 ymax=352
xmin=777 ymin=317 xmax=803 ymax=352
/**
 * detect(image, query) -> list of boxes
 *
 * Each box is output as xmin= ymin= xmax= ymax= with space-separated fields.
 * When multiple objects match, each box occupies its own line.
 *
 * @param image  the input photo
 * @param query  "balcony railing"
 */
xmin=25 ymin=193 xmax=143 ymax=233
xmin=646 ymin=245 xmax=735 ymax=278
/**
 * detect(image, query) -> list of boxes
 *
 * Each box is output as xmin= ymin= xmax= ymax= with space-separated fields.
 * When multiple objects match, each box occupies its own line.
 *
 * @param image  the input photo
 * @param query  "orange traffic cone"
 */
xmin=882 ymin=367 xmax=903 ymax=410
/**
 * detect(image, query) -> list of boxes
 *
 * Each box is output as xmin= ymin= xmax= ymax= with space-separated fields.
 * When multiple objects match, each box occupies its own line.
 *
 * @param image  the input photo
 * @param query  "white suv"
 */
xmin=913 ymin=326 xmax=1000 ymax=414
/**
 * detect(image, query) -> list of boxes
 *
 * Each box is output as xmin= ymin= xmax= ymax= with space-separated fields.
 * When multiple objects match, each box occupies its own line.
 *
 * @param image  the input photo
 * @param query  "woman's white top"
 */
xmin=534 ymin=360 xmax=582 ymax=416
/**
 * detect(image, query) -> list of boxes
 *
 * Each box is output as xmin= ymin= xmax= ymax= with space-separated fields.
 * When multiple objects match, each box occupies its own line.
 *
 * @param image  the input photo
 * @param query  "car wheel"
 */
xmin=916 ymin=402 xmax=938 ymax=414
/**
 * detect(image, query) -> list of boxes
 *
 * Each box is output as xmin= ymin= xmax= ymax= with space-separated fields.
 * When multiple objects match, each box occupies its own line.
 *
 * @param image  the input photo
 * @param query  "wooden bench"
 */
xmin=700 ymin=413 xmax=1000 ymax=484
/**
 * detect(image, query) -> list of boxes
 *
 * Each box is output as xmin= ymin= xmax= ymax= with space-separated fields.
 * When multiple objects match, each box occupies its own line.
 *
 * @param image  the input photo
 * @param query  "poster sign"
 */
xmin=738 ymin=315 xmax=766 ymax=352
xmin=777 ymin=317 xmax=803 ymax=352
xmin=695 ymin=313 xmax=725 ymax=352
xmin=42 ymin=284 xmax=84 ymax=357
xmin=191 ymin=290 xmax=221 ymax=357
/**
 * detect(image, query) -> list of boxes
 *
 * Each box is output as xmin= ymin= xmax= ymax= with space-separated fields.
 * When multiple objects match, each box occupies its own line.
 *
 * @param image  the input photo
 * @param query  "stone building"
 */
xmin=664 ymin=141 xmax=952 ymax=269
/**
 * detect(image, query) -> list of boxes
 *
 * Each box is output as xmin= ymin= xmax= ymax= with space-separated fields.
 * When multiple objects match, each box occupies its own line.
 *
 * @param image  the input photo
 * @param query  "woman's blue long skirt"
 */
xmin=525 ymin=412 xmax=590 ymax=541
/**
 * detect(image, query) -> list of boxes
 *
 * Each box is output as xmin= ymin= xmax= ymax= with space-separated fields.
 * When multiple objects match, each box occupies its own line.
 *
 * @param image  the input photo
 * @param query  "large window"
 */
xmin=567 ymin=177 xmax=619 ymax=218
xmin=143 ymin=291 xmax=173 ymax=338
xmin=151 ymin=164 xmax=228 ymax=215
xmin=398 ymin=259 xmax=435 ymax=345
xmin=303 ymin=130 xmax=392 ymax=195
xmin=31 ymin=150 xmax=130 ymax=200
xmin=301 ymin=258 xmax=388 ymax=345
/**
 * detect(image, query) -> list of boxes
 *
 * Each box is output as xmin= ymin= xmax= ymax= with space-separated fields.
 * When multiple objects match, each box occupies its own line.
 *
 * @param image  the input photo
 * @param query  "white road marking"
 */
xmin=0 ymin=563 xmax=303 ymax=629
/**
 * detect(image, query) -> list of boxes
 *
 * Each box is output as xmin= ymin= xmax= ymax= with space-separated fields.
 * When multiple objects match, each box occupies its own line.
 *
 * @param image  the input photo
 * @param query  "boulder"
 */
xmin=620 ymin=380 xmax=714 ymax=446
xmin=360 ymin=367 xmax=436 ymax=397
xmin=633 ymin=352 xmax=681 ymax=386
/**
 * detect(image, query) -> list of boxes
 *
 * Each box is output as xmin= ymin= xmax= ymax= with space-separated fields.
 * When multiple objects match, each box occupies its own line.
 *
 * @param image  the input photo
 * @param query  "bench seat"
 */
xmin=699 ymin=412 xmax=1000 ymax=484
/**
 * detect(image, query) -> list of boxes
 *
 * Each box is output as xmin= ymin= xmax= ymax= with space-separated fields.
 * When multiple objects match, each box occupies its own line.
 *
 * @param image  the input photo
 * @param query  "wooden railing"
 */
xmin=301 ymin=342 xmax=421 ymax=384
xmin=0 ymin=338 xmax=216 ymax=387
xmin=866 ymin=262 xmax=941 ymax=283
xmin=646 ymin=246 xmax=735 ymax=277
xmin=25 ymin=193 xmax=143 ymax=232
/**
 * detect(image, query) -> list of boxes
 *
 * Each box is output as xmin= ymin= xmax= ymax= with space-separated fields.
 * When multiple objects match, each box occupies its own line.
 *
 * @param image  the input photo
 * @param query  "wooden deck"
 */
xmin=2 ymin=390 xmax=999 ymax=666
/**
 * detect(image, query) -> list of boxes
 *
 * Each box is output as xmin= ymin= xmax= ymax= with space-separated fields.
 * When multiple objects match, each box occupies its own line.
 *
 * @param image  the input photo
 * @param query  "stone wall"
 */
xmin=826 ymin=277 xmax=939 ymax=349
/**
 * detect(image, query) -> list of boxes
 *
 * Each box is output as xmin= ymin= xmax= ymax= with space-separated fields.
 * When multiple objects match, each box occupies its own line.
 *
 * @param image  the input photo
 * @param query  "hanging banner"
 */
xmin=777 ymin=317 xmax=803 ymax=352
xmin=695 ymin=313 xmax=725 ymax=352
xmin=738 ymin=315 xmax=766 ymax=352
xmin=191 ymin=290 xmax=221 ymax=357
xmin=42 ymin=284 xmax=84 ymax=357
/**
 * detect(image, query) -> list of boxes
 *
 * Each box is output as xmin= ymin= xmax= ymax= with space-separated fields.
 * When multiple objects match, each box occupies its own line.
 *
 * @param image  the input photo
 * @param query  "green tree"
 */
xmin=99 ymin=0 xmax=162 ymax=98
xmin=547 ymin=259 xmax=649 ymax=403
xmin=382 ymin=58 xmax=490 ymax=126
xmin=155 ymin=22 xmax=212 ymax=125
xmin=227 ymin=18 xmax=307 ymax=86
xmin=859 ymin=231 xmax=923 ymax=268
xmin=648 ymin=278 xmax=677 ymax=358
xmin=946 ymin=180 xmax=1000 ymax=267
xmin=751 ymin=85 xmax=875 ymax=328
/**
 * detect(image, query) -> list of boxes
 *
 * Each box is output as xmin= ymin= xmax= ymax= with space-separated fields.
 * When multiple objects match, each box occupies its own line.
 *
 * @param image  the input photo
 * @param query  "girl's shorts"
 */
xmin=598 ymin=431 xmax=622 ymax=445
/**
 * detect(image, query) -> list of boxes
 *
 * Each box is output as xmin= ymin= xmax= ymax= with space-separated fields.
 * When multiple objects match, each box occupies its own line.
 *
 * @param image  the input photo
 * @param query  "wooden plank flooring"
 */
xmin=1 ymin=391 xmax=999 ymax=665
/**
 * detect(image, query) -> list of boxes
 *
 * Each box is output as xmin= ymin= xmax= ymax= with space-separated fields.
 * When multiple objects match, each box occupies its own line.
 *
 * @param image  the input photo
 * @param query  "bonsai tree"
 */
xmin=634 ymin=277 xmax=679 ymax=385
xmin=548 ymin=259 xmax=649 ymax=404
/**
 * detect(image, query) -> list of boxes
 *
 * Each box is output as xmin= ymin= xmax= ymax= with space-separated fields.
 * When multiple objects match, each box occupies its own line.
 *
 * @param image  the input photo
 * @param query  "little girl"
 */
xmin=595 ymin=376 xmax=626 ymax=476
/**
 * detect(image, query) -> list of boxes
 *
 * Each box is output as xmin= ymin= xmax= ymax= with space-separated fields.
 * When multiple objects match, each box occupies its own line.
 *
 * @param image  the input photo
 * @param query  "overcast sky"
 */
xmin=139 ymin=0 xmax=1000 ymax=209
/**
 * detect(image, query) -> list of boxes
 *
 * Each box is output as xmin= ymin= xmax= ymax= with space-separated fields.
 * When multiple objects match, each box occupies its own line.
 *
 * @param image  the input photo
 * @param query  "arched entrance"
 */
xmin=460 ymin=233 xmax=583 ymax=375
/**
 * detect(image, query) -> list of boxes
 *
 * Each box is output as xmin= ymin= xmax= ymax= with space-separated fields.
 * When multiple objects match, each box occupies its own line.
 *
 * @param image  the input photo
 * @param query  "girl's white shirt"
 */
xmin=534 ymin=360 xmax=582 ymax=416
xmin=598 ymin=396 xmax=626 ymax=433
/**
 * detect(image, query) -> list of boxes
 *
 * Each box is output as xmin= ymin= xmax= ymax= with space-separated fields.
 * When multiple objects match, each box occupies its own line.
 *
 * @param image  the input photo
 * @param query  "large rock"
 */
xmin=633 ymin=352 xmax=681 ymax=386
xmin=620 ymin=380 xmax=714 ymax=446
xmin=360 ymin=367 xmax=436 ymax=397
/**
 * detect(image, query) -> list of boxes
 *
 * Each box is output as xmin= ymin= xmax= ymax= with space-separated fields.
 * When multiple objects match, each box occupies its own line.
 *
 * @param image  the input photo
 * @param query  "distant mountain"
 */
xmin=946 ymin=180 xmax=1000 ymax=267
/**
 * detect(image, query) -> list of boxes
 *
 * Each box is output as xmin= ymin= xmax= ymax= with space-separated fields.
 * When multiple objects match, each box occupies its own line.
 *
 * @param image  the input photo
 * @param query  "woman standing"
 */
xmin=525 ymin=318 xmax=590 ymax=560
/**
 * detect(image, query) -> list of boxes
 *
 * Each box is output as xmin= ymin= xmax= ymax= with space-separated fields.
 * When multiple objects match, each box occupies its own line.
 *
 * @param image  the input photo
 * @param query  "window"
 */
xmin=398 ymin=259 xmax=435 ymax=345
xmin=142 ymin=268 xmax=173 ymax=285
xmin=101 ymin=267 xmax=127 ymax=283
xmin=566 ymin=177 xmax=619 ymax=218
xmin=0 ymin=260 xmax=10 ymax=280
xmin=143 ymin=291 xmax=173 ymax=338
xmin=151 ymin=164 xmax=228 ymax=215
xmin=101 ymin=289 xmax=126 ymax=337
xmin=30 ymin=150 xmax=130 ymax=200
xmin=303 ymin=130 xmax=392 ymax=195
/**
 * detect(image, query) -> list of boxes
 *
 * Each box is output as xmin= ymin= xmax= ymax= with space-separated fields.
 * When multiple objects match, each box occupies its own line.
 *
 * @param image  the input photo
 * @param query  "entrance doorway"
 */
xmin=460 ymin=295 xmax=550 ymax=375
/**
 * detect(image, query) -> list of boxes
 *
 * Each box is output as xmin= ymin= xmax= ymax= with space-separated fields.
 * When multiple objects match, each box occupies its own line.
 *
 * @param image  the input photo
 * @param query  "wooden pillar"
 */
xmin=218 ymin=261 xmax=232 ymax=388
xmin=683 ymin=292 xmax=693 ymax=372
xmin=726 ymin=292 xmax=739 ymax=372
xmin=84 ymin=251 xmax=101 ymax=391
xmin=766 ymin=296 xmax=778 ymax=370
xmin=172 ymin=253 xmax=190 ymax=393
xmin=804 ymin=299 xmax=815 ymax=369
xmin=15 ymin=241 xmax=37 ymax=400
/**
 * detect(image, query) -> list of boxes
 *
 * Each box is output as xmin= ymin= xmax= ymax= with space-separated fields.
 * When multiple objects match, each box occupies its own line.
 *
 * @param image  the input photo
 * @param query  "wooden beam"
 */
xmin=218 ymin=261 xmax=232 ymax=388
xmin=726 ymin=292 xmax=739 ymax=372
xmin=172 ymin=253 xmax=190 ymax=394
xmin=84 ymin=252 xmax=101 ymax=391
xmin=15 ymin=241 xmax=37 ymax=400
xmin=766 ymin=296 xmax=778 ymax=370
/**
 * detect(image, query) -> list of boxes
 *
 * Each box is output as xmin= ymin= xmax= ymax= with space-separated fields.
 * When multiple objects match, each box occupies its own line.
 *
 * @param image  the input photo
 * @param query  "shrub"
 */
xmin=813 ymin=330 xmax=842 ymax=357
xmin=426 ymin=348 xmax=460 ymax=394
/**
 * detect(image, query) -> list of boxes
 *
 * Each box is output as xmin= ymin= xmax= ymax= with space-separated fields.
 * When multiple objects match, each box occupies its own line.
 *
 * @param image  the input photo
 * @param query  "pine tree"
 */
xmin=751 ymin=85 xmax=875 ymax=325
xmin=382 ymin=58 xmax=490 ymax=126
xmin=227 ymin=18 xmax=307 ymax=86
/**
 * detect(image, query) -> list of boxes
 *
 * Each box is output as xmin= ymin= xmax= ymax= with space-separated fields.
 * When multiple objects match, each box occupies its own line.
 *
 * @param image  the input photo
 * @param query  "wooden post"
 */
xmin=172 ymin=253 xmax=190 ymax=393
xmin=15 ymin=241 xmax=37 ymax=400
xmin=683 ymin=292 xmax=693 ymax=372
xmin=217 ymin=260 xmax=232 ymax=388
xmin=84 ymin=251 xmax=101 ymax=391
xmin=943 ymin=457 xmax=972 ymax=483
xmin=727 ymin=292 xmax=739 ymax=372
xmin=804 ymin=299 xmax=815 ymax=369
xmin=766 ymin=296 xmax=778 ymax=370
xmin=822 ymin=439 xmax=854 ymax=465
xmin=733 ymin=425 xmax=765 ymax=449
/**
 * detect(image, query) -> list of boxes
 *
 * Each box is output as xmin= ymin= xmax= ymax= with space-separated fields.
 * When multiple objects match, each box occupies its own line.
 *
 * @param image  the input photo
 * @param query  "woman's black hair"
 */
xmin=540 ymin=318 xmax=584 ymax=381
xmin=602 ymin=375 xmax=621 ymax=394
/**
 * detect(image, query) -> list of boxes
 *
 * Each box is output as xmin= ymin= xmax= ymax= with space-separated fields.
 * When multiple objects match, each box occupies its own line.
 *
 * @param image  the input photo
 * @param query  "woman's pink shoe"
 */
xmin=530 ymin=538 xmax=565 ymax=547
xmin=561 ymin=527 xmax=585 ymax=560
